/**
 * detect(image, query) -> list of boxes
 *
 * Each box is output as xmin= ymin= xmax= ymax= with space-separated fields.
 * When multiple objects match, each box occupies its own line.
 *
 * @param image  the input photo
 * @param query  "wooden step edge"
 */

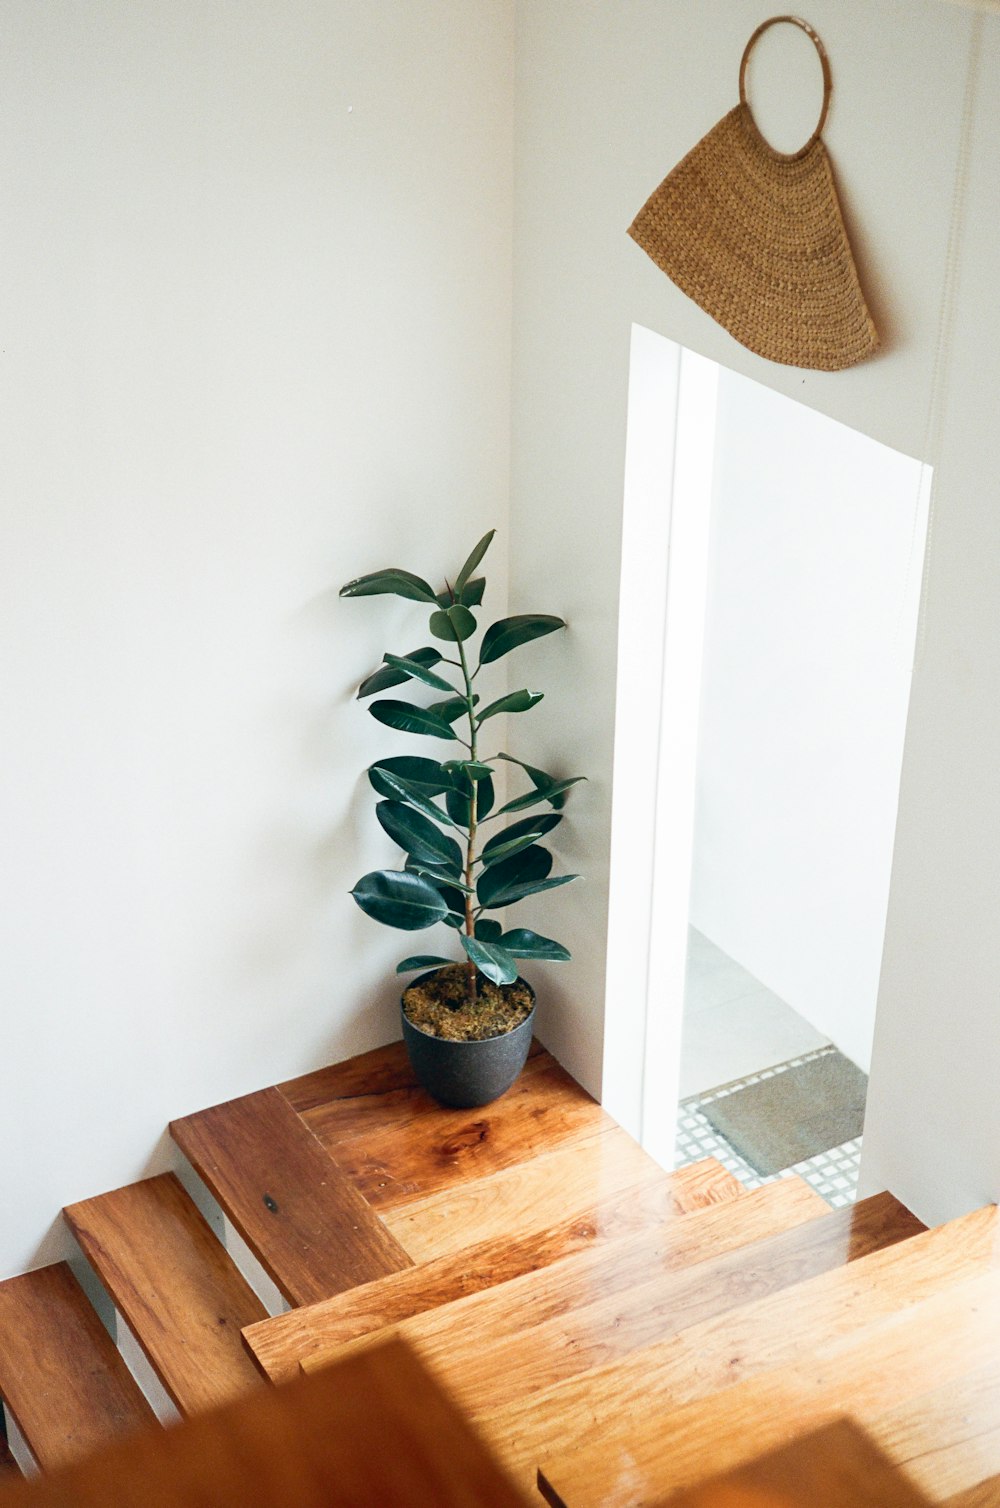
xmin=64 ymin=1172 xmax=268 ymax=1417
xmin=652 ymin=1418 xmax=935 ymax=1507
xmin=296 ymin=1187 xmax=924 ymax=1419
xmin=941 ymin=1478 xmax=1000 ymax=1508
xmin=0 ymin=1263 xmax=157 ymax=1471
xmin=243 ymin=1170 xmax=826 ymax=1383
xmin=531 ymin=1207 xmax=1000 ymax=1508
xmin=170 ymin=1085 xmax=413 ymax=1307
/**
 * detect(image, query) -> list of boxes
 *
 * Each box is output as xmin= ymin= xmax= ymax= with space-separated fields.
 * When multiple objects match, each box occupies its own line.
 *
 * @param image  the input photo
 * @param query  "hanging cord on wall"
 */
xmin=906 ymin=9 xmax=983 ymax=667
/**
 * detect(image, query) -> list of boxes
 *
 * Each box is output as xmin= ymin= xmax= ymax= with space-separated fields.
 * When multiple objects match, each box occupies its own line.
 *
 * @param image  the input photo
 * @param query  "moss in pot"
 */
xmin=340 ymin=529 xmax=584 ymax=1107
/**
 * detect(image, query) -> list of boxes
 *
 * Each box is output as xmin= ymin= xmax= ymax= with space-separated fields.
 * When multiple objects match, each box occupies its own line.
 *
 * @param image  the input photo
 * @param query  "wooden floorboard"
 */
xmin=0 ymin=1263 xmax=157 ymax=1471
xmin=479 ymin=1203 xmax=995 ymax=1495
xmin=0 ymin=1339 xmax=531 ymax=1508
xmin=64 ymin=1173 xmax=268 ymax=1415
xmin=281 ymin=1039 xmax=547 ymax=1142
xmin=320 ymin=1055 xmax=613 ymax=1212
xmin=171 ymin=1085 xmax=413 ymax=1306
xmin=867 ymin=1355 xmax=1000 ymax=1503
xmin=303 ymin=1189 xmax=915 ymax=1418
xmin=654 ymin=1419 xmax=934 ymax=1507
xmin=535 ymin=1236 xmax=1000 ymax=1507
xmin=381 ymin=1132 xmax=739 ymax=1263
xmin=247 ymin=1174 xmax=824 ymax=1383
xmin=943 ymin=1478 xmax=1000 ymax=1508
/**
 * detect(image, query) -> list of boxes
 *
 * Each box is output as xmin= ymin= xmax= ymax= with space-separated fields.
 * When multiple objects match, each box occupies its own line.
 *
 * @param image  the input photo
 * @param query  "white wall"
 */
xmin=0 ymin=0 xmax=514 ymax=1279
xmin=509 ymin=1 xmax=1000 ymax=1223
xmin=688 ymin=371 xmax=927 ymax=1073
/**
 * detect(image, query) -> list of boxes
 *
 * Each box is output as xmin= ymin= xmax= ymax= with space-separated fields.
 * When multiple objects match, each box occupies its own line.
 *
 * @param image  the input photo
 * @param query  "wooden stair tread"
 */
xmin=478 ymin=1200 xmax=993 ymax=1495
xmin=0 ymin=1263 xmax=157 ymax=1470
xmin=302 ymin=1188 xmax=916 ymax=1418
xmin=656 ymin=1419 xmax=933 ymax=1507
xmin=866 ymin=1354 xmax=1000 ymax=1502
xmin=0 ymin=1439 xmax=20 ymax=1484
xmin=382 ymin=1132 xmax=739 ymax=1264
xmin=944 ymin=1481 xmax=1000 ymax=1508
xmin=280 ymin=1038 xmax=547 ymax=1141
xmin=245 ymin=1170 xmax=819 ymax=1383
xmin=533 ymin=1206 xmax=1000 ymax=1506
xmin=0 ymin=1338 xmax=531 ymax=1508
xmin=313 ymin=1054 xmax=615 ymax=1211
xmin=64 ymin=1173 xmax=268 ymax=1415
xmin=170 ymin=1085 xmax=413 ymax=1306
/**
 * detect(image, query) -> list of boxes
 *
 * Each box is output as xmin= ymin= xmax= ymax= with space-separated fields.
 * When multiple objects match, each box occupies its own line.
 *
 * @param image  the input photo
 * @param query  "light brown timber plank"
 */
xmin=0 ymin=1263 xmax=157 ymax=1470
xmin=247 ymin=1174 xmax=824 ymax=1383
xmin=321 ymin=1054 xmax=613 ymax=1211
xmin=535 ymin=1211 xmax=1000 ymax=1507
xmin=657 ymin=1419 xmax=933 ymax=1506
xmin=380 ymin=1130 xmax=737 ymax=1264
xmin=944 ymin=1479 xmax=1000 ymax=1508
xmin=64 ymin=1173 xmax=268 ymax=1415
xmin=170 ymin=1086 xmax=413 ymax=1306
xmin=280 ymin=1039 xmax=546 ymax=1141
xmin=482 ymin=1203 xmax=998 ymax=1496
xmin=0 ymin=1339 xmax=531 ymax=1508
xmin=303 ymin=1190 xmax=917 ymax=1417
xmin=865 ymin=1356 xmax=1000 ymax=1503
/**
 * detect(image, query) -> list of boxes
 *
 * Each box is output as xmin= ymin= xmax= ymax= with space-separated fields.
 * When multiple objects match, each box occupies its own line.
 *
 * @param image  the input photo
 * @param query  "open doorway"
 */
xmin=604 ymin=325 xmax=931 ymax=1205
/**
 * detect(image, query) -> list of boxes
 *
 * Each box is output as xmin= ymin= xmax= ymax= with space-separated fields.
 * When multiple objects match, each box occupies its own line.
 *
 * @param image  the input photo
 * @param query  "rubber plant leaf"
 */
xmin=350 ymin=869 xmax=450 ymax=930
xmin=479 ymin=615 xmax=565 ymax=664
xmin=340 ymin=568 xmax=438 ymax=604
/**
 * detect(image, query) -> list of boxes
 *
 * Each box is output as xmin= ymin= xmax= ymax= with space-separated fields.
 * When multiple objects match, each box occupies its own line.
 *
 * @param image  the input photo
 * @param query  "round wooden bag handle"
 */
xmin=739 ymin=15 xmax=832 ymax=160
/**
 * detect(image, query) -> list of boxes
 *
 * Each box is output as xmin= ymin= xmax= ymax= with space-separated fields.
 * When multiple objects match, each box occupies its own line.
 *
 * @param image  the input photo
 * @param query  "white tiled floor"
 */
xmin=679 ymin=928 xmax=831 ymax=1099
xmin=677 ymin=934 xmax=864 ymax=1207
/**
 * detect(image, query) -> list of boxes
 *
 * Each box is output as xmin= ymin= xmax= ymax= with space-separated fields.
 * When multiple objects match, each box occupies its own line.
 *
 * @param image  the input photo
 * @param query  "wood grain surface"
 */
xmin=0 ymin=1263 xmax=156 ymax=1470
xmin=244 ymin=1158 xmax=772 ymax=1381
xmin=536 ymin=1219 xmax=1000 ymax=1506
xmin=317 ymin=1055 xmax=612 ymax=1211
xmin=382 ymin=1132 xmax=738 ymax=1262
xmin=0 ymin=1339 xmax=531 ymax=1508
xmin=654 ymin=1419 xmax=933 ymax=1506
xmin=64 ymin=1173 xmax=267 ymax=1415
xmin=303 ymin=1189 xmax=917 ymax=1418
xmin=480 ymin=1202 xmax=996 ymax=1494
xmin=170 ymin=1085 xmax=412 ymax=1305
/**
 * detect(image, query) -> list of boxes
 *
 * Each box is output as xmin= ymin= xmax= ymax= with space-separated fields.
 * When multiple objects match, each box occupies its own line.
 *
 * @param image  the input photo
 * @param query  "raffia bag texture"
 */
xmin=629 ymin=26 xmax=879 ymax=372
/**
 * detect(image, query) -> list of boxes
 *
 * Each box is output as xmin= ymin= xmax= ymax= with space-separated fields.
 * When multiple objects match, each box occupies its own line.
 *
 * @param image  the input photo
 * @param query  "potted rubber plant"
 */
xmin=341 ymin=529 xmax=583 ymax=1107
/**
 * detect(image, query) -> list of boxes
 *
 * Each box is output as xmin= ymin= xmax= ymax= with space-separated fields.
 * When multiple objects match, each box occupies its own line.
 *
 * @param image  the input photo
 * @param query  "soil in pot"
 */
xmin=402 ymin=964 xmax=533 ymax=1041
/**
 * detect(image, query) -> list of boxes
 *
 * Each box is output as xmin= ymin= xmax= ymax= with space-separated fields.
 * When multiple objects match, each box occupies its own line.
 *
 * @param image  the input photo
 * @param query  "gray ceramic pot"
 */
xmin=400 ymin=972 xmax=536 ymax=1109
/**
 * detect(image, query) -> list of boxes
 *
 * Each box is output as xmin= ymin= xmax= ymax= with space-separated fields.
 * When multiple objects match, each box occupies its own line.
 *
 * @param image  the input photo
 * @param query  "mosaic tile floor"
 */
xmin=676 ymin=1047 xmax=864 ymax=1208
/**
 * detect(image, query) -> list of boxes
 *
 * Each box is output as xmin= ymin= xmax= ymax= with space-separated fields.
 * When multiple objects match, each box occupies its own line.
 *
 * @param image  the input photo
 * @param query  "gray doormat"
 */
xmin=700 ymin=1050 xmax=868 ymax=1177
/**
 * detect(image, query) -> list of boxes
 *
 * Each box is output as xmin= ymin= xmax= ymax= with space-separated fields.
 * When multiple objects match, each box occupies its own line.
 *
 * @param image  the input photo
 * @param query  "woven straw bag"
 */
xmin=629 ymin=15 xmax=879 ymax=372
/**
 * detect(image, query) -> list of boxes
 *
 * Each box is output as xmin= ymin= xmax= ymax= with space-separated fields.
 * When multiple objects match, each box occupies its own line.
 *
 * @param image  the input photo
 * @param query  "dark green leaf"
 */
xmin=479 ymin=827 xmax=545 ymax=867
xmin=429 ymin=604 xmax=477 ymax=643
xmin=495 ymin=776 xmax=586 ymax=816
xmin=340 ymin=568 xmax=438 ymax=604
xmin=459 ymin=934 xmax=519 ymax=987
xmin=369 ymin=699 xmax=458 ymax=740
xmin=477 ymin=844 xmax=553 ymax=908
xmin=446 ymin=770 xmax=494 ymax=826
xmin=405 ymin=862 xmax=473 ymax=893
xmin=350 ymin=869 xmax=449 ymax=931
xmin=357 ymin=647 xmax=443 ymax=699
xmin=396 ymin=955 xmax=453 ymax=973
xmin=429 ymin=694 xmax=478 ymax=725
xmin=474 ymin=918 xmax=503 ymax=942
xmin=495 ymin=753 xmax=555 ymax=788
xmin=444 ymin=760 xmax=493 ymax=781
xmin=376 ymin=802 xmax=464 ymax=869
xmin=369 ymin=770 xmax=461 ymax=830
xmin=479 ymin=614 xmax=565 ymax=664
xmin=481 ymin=812 xmax=562 ymax=860
xmin=484 ymin=873 xmax=578 ymax=908
xmin=459 ymin=576 xmax=485 ymax=607
xmin=500 ymin=928 xmax=571 ymax=962
xmin=477 ymin=689 xmax=543 ymax=724
xmin=369 ymin=757 xmax=452 ymax=799
xmin=455 ymin=529 xmax=495 ymax=595
xmin=382 ymin=654 xmax=455 ymax=694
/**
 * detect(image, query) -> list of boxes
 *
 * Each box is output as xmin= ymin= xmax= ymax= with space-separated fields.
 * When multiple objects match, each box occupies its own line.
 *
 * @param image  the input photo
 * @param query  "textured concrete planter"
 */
xmin=401 ymin=974 xmax=536 ymax=1109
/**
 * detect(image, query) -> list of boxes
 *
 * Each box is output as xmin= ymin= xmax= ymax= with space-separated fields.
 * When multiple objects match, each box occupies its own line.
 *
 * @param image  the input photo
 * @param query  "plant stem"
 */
xmin=456 ymin=633 xmax=479 ymax=1008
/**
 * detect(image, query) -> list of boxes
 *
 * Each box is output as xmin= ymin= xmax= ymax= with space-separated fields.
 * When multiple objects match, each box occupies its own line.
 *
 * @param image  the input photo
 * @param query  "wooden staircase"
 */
xmin=0 ymin=1038 xmax=998 ymax=1504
